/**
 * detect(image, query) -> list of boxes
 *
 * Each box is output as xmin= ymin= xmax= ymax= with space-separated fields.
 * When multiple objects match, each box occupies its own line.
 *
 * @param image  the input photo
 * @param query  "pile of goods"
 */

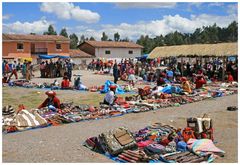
xmin=83 ymin=116 xmax=225 ymax=163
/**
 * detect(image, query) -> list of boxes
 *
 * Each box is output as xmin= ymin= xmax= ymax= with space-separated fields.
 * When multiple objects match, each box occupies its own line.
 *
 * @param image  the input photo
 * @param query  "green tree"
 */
xmin=43 ymin=25 xmax=57 ymax=35
xmin=59 ymin=28 xmax=68 ymax=38
xmin=191 ymin=28 xmax=202 ymax=43
xmin=114 ymin=32 xmax=120 ymax=41
xmin=69 ymin=33 xmax=79 ymax=49
xmin=79 ymin=35 xmax=85 ymax=44
xmin=227 ymin=21 xmax=238 ymax=42
xmin=173 ymin=31 xmax=184 ymax=45
xmin=89 ymin=36 xmax=95 ymax=41
xmin=101 ymin=32 xmax=108 ymax=41
xmin=153 ymin=35 xmax=165 ymax=47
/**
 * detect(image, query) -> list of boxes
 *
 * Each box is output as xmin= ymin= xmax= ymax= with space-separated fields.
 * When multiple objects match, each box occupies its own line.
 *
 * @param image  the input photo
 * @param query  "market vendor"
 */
xmin=227 ymin=72 xmax=234 ymax=83
xmin=61 ymin=76 xmax=71 ymax=89
xmin=38 ymin=91 xmax=61 ymax=109
xmin=195 ymin=75 xmax=206 ymax=89
xmin=103 ymin=85 xmax=117 ymax=105
xmin=180 ymin=77 xmax=192 ymax=93
xmin=157 ymin=73 xmax=166 ymax=86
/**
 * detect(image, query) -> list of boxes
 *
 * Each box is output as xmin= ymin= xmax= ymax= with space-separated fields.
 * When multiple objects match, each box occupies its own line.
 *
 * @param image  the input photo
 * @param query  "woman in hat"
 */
xmin=103 ymin=85 xmax=117 ymax=105
xmin=38 ymin=91 xmax=61 ymax=109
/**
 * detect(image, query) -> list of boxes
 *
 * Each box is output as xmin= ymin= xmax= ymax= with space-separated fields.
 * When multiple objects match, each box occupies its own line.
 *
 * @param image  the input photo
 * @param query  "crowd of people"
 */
xmin=2 ymin=58 xmax=74 ymax=83
xmin=2 ymin=59 xmax=34 ymax=82
xmin=39 ymin=59 xmax=74 ymax=81
xmin=108 ymin=57 xmax=237 ymax=87
xmin=87 ymin=59 xmax=114 ymax=73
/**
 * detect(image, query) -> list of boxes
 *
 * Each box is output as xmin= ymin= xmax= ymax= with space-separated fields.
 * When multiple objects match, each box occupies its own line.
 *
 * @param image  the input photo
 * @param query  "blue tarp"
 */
xmin=100 ymin=80 xmax=125 ymax=94
xmin=136 ymin=54 xmax=148 ymax=60
xmin=161 ymin=85 xmax=183 ymax=94
xmin=38 ymin=55 xmax=70 ymax=59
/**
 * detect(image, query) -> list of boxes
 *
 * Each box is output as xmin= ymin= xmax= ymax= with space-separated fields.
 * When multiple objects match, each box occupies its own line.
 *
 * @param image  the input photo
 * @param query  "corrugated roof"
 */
xmin=2 ymin=33 xmax=70 ymax=42
xmin=148 ymin=42 xmax=237 ymax=58
xmin=81 ymin=41 xmax=143 ymax=48
xmin=69 ymin=49 xmax=93 ymax=58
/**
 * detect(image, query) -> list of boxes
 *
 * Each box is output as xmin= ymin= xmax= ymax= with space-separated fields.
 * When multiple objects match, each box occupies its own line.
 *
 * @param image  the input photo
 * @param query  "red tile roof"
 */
xmin=82 ymin=41 xmax=143 ymax=48
xmin=2 ymin=33 xmax=70 ymax=42
xmin=69 ymin=49 xmax=93 ymax=58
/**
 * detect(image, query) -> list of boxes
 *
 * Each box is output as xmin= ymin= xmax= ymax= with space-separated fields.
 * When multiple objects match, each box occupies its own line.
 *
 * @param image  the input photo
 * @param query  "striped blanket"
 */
xmin=3 ymin=109 xmax=48 ymax=129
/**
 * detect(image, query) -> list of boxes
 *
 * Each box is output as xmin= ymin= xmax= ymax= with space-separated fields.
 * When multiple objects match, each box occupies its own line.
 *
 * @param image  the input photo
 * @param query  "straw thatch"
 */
xmin=148 ymin=42 xmax=237 ymax=59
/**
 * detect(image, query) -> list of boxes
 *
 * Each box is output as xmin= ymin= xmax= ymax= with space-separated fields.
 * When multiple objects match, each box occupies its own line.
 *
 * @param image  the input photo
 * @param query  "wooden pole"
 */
xmin=222 ymin=56 xmax=226 ymax=81
xmin=200 ymin=56 xmax=203 ymax=67
xmin=181 ymin=56 xmax=184 ymax=76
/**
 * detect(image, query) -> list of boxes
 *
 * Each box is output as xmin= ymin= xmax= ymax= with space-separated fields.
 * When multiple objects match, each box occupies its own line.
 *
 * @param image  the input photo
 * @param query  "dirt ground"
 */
xmin=2 ymin=69 xmax=238 ymax=163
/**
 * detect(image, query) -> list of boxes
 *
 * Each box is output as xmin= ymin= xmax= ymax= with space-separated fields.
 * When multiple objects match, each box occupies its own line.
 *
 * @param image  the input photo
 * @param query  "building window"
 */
xmin=129 ymin=50 xmax=133 ymax=54
xmin=17 ymin=43 xmax=24 ymax=50
xmin=105 ymin=50 xmax=111 ymax=54
xmin=56 ymin=44 xmax=62 ymax=50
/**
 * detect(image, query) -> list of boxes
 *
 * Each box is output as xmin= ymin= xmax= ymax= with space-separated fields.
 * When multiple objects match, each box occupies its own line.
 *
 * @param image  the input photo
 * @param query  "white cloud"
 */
xmin=227 ymin=4 xmax=238 ymax=14
xmin=40 ymin=2 xmax=100 ymax=23
xmin=70 ymin=13 xmax=237 ymax=41
xmin=3 ymin=14 xmax=12 ymax=20
xmin=115 ymin=2 xmax=176 ymax=9
xmin=3 ymin=19 xmax=52 ymax=34
xmin=208 ymin=2 xmax=224 ymax=7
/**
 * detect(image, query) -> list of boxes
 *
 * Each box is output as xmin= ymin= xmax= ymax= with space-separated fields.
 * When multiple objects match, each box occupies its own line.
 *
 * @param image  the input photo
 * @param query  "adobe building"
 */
xmin=2 ymin=33 xmax=70 ymax=63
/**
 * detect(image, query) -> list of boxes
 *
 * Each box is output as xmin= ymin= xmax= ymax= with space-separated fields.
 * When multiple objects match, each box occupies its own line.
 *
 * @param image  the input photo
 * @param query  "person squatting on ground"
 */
xmin=180 ymin=77 xmax=192 ymax=94
xmin=38 ymin=91 xmax=61 ymax=109
xmin=103 ymin=85 xmax=117 ymax=106
xmin=61 ymin=76 xmax=72 ymax=89
xmin=195 ymin=75 xmax=207 ymax=89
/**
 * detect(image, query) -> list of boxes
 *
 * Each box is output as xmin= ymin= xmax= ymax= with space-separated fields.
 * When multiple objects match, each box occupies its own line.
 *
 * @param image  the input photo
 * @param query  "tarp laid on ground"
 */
xmin=100 ymin=80 xmax=125 ymax=94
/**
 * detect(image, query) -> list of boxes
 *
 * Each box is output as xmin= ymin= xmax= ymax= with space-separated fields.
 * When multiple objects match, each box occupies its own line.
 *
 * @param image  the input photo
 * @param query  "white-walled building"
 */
xmin=78 ymin=41 xmax=143 ymax=59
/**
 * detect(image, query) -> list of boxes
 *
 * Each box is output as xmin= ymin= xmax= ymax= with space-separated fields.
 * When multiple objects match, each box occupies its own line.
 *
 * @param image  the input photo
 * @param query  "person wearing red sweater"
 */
xmin=61 ymin=76 xmax=71 ymax=89
xmin=195 ymin=75 xmax=206 ymax=89
xmin=227 ymin=72 xmax=234 ymax=82
xmin=38 ymin=91 xmax=60 ymax=109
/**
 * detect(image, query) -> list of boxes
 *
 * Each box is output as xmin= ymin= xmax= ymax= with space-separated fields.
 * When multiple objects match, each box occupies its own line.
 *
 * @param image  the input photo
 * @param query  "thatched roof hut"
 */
xmin=148 ymin=42 xmax=238 ymax=59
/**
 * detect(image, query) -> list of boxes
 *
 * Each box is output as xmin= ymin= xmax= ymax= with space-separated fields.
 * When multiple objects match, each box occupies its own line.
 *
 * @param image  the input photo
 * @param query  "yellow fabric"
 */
xmin=182 ymin=81 xmax=192 ymax=93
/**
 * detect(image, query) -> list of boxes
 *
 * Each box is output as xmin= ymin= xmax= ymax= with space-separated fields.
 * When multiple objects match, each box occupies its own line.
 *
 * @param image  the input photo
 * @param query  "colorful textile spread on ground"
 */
xmin=2 ymin=85 xmax=237 ymax=133
xmin=83 ymin=122 xmax=224 ymax=163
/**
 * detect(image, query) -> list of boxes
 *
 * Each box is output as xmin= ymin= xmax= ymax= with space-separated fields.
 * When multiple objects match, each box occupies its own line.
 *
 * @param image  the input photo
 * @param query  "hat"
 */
xmin=180 ymin=77 xmax=187 ymax=82
xmin=45 ymin=91 xmax=56 ymax=96
xmin=109 ymin=85 xmax=117 ymax=90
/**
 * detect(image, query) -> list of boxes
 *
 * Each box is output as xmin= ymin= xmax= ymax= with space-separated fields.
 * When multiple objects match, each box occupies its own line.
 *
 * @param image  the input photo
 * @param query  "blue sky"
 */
xmin=2 ymin=2 xmax=238 ymax=41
